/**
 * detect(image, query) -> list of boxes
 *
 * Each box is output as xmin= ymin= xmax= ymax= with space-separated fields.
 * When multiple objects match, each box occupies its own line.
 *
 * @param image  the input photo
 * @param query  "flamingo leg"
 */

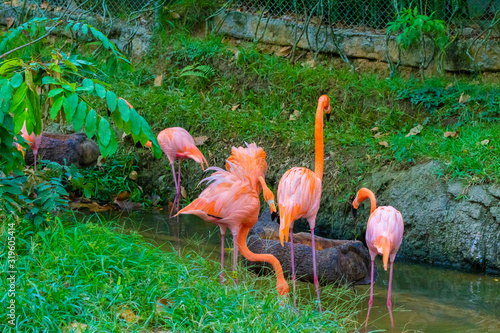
xmin=33 ymin=151 xmax=37 ymax=172
xmin=365 ymin=259 xmax=375 ymax=327
xmin=220 ymin=229 xmax=226 ymax=284
xmin=310 ymin=228 xmax=322 ymax=312
xmin=289 ymin=226 xmax=297 ymax=306
xmin=176 ymin=160 xmax=181 ymax=213
xmin=232 ymin=234 xmax=238 ymax=284
xmin=169 ymin=162 xmax=178 ymax=218
xmin=387 ymin=260 xmax=394 ymax=328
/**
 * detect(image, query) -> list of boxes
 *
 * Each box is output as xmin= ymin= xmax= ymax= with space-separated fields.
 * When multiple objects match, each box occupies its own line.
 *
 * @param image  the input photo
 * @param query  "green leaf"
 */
xmin=112 ymin=108 xmax=123 ymax=128
xmin=47 ymin=88 xmax=64 ymax=98
xmin=1 ymin=81 xmax=14 ymax=104
xmin=11 ymin=82 xmax=28 ymax=108
xmin=82 ymin=24 xmax=88 ymax=35
xmin=90 ymin=27 xmax=98 ymax=39
xmin=10 ymin=73 xmax=24 ymax=89
xmin=118 ymin=98 xmax=130 ymax=122
xmin=63 ymin=93 xmax=78 ymax=123
xmin=85 ymin=109 xmax=97 ymax=138
xmin=99 ymin=133 xmax=117 ymax=157
xmin=64 ymin=22 xmax=73 ymax=32
xmin=81 ymin=78 xmax=94 ymax=92
xmin=98 ymin=117 xmax=111 ymax=146
xmin=50 ymin=96 xmax=64 ymax=119
xmin=73 ymin=101 xmax=87 ymax=131
xmin=42 ymin=76 xmax=59 ymax=85
xmin=73 ymin=23 xmax=81 ymax=32
xmin=30 ymin=22 xmax=37 ymax=37
xmin=130 ymin=109 xmax=141 ymax=136
xmin=106 ymin=90 xmax=117 ymax=112
xmin=94 ymin=83 xmax=106 ymax=99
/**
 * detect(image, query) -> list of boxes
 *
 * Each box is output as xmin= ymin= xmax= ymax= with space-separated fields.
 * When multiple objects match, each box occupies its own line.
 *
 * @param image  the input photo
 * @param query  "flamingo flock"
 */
xmin=18 ymin=95 xmax=404 ymax=327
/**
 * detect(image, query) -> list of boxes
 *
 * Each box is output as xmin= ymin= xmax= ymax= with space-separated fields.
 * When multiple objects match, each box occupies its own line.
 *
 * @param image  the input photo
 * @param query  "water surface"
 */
xmin=100 ymin=211 xmax=500 ymax=333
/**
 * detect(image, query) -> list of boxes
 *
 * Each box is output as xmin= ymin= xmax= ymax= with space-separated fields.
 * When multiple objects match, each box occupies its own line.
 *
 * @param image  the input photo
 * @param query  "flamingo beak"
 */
xmin=352 ymin=206 xmax=358 ymax=219
xmin=271 ymin=211 xmax=277 ymax=221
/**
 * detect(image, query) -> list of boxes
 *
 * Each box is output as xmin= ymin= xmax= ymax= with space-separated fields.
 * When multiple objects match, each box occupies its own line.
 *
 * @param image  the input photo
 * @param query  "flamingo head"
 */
xmin=319 ymin=95 xmax=331 ymax=122
xmin=262 ymin=186 xmax=277 ymax=221
xmin=351 ymin=193 xmax=360 ymax=218
xmin=277 ymin=279 xmax=289 ymax=296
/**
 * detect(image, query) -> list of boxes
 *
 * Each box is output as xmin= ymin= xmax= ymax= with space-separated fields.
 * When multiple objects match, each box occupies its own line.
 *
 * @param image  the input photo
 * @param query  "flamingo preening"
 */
xmin=177 ymin=161 xmax=288 ymax=296
xmin=277 ymin=95 xmax=331 ymax=311
xmin=222 ymin=143 xmax=276 ymax=283
xmin=352 ymin=188 xmax=404 ymax=328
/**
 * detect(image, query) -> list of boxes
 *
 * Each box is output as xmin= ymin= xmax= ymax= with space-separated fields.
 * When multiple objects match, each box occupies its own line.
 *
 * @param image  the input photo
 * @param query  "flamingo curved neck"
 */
xmin=314 ymin=99 xmax=325 ymax=181
xmin=357 ymin=188 xmax=377 ymax=214
xmin=237 ymin=225 xmax=288 ymax=295
xmin=257 ymin=176 xmax=268 ymax=193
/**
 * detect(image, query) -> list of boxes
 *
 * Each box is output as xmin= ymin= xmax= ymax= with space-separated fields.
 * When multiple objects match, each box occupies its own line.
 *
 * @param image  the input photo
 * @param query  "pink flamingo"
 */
xmin=352 ymin=188 xmax=404 ymax=328
xmin=119 ymin=98 xmax=208 ymax=218
xmin=20 ymin=121 xmax=43 ymax=172
xmin=156 ymin=127 xmax=208 ymax=217
xmin=277 ymin=95 xmax=330 ymax=312
xmin=223 ymin=142 xmax=276 ymax=282
xmin=177 ymin=161 xmax=287 ymax=296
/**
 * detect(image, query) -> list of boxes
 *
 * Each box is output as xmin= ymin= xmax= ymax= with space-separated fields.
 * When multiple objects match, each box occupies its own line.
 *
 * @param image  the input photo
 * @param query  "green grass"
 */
xmin=98 ymin=30 xmax=500 ymax=184
xmin=0 ymin=217 xmax=362 ymax=332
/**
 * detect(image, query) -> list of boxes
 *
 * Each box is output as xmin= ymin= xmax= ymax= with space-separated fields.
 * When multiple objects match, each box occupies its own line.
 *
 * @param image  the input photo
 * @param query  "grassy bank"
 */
xmin=106 ymin=31 xmax=499 ymax=187
xmin=0 ymin=217 xmax=361 ymax=332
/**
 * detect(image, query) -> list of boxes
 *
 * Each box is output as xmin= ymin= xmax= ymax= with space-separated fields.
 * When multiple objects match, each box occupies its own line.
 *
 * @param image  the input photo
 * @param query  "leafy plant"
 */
xmin=0 ymin=16 xmax=162 ymax=175
xmin=387 ymin=7 xmax=449 ymax=75
xmin=0 ymin=167 xmax=70 ymax=228
xmin=179 ymin=63 xmax=216 ymax=79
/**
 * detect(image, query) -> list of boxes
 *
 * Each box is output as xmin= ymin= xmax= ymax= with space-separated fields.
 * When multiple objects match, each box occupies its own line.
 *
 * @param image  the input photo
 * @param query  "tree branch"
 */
xmin=0 ymin=21 xmax=62 ymax=60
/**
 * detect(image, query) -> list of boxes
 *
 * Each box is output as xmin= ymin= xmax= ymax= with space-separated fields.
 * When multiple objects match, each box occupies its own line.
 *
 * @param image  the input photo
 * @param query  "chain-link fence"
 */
xmin=5 ymin=0 xmax=164 ymax=24
xmin=231 ymin=0 xmax=500 ymax=32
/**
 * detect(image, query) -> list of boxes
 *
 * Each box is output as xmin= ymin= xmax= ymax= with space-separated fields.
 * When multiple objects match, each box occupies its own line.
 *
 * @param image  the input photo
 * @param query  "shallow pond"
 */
xmin=100 ymin=211 xmax=500 ymax=333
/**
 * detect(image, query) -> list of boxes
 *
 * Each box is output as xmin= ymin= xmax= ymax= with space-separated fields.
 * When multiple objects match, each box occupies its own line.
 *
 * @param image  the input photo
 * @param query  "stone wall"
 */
xmin=0 ymin=3 xmax=151 ymax=58
xmin=212 ymin=11 xmax=500 ymax=72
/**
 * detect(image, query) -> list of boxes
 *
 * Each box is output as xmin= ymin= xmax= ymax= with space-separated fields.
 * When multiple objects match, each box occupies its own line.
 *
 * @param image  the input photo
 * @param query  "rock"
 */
xmin=447 ymin=180 xmax=465 ymax=197
xmin=25 ymin=132 xmax=100 ymax=168
xmin=487 ymin=184 xmax=500 ymax=199
xmin=491 ymin=207 xmax=500 ymax=221
xmin=244 ymin=211 xmax=377 ymax=286
xmin=467 ymin=185 xmax=493 ymax=206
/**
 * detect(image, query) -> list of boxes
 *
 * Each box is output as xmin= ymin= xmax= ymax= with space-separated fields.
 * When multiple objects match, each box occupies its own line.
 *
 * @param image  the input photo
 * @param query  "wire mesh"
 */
xmin=231 ymin=0 xmax=500 ymax=33
xmin=38 ymin=0 xmax=159 ymax=20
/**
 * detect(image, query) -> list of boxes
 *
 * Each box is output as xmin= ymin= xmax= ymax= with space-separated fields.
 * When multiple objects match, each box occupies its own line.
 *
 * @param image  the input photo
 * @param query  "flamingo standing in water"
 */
xmin=20 ymin=121 xmax=43 ymax=172
xmin=119 ymin=98 xmax=208 ymax=218
xmin=352 ymin=187 xmax=404 ymax=328
xmin=156 ymin=127 xmax=208 ymax=217
xmin=222 ymin=143 xmax=276 ymax=283
xmin=277 ymin=95 xmax=330 ymax=312
xmin=177 ymin=161 xmax=288 ymax=296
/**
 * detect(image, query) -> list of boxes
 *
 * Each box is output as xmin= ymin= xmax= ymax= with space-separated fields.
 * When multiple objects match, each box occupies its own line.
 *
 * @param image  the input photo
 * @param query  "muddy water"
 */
xmin=104 ymin=211 xmax=500 ymax=333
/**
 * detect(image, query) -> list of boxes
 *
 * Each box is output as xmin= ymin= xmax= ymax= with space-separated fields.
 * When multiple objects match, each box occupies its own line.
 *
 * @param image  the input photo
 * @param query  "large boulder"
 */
xmin=245 ymin=211 xmax=377 ymax=286
xmin=25 ymin=132 xmax=100 ymax=168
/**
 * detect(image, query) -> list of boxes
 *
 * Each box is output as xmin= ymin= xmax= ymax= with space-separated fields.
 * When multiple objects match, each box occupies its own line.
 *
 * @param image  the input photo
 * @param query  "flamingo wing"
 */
xmin=177 ymin=162 xmax=260 ymax=230
xmin=366 ymin=206 xmax=404 ymax=269
xmin=277 ymin=167 xmax=321 ymax=244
